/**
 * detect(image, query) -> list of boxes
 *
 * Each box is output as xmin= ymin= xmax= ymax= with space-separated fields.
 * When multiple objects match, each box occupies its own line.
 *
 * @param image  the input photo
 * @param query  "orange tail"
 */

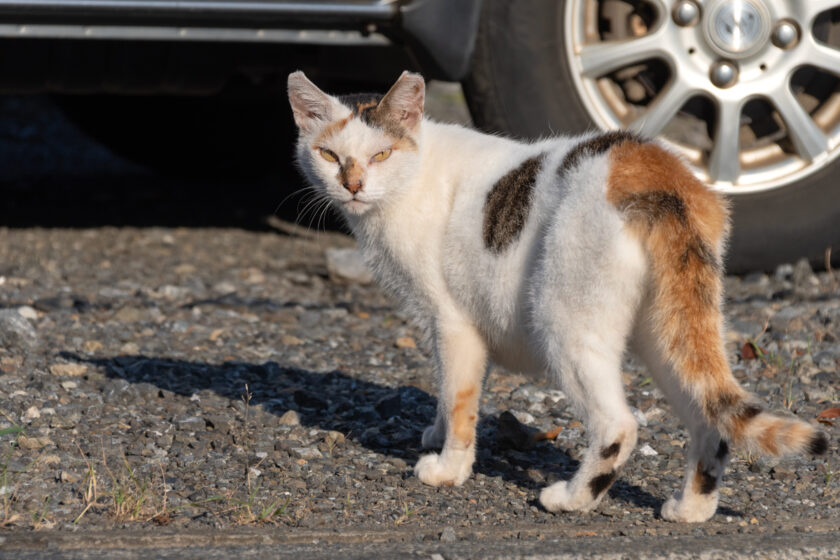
xmin=607 ymin=138 xmax=827 ymax=457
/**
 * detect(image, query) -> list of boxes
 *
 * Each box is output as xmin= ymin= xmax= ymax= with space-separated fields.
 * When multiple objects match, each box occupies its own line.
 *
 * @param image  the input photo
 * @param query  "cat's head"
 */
xmin=287 ymin=71 xmax=425 ymax=216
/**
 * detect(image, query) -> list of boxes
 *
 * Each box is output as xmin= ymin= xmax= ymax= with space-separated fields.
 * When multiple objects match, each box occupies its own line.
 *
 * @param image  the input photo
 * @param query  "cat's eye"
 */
xmin=318 ymin=148 xmax=338 ymax=163
xmin=371 ymin=149 xmax=392 ymax=163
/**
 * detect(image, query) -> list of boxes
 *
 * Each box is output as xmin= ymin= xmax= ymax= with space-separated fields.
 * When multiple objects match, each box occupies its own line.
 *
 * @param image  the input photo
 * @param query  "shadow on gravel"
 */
xmin=62 ymin=352 xmax=665 ymax=513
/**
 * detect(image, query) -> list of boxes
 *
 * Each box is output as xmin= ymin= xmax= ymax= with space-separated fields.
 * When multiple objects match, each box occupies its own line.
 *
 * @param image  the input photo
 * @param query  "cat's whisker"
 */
xmin=274 ymin=185 xmax=318 ymax=217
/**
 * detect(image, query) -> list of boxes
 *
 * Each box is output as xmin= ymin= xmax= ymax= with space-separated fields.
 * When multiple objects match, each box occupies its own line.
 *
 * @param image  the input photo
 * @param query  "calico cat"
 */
xmin=286 ymin=70 xmax=828 ymax=522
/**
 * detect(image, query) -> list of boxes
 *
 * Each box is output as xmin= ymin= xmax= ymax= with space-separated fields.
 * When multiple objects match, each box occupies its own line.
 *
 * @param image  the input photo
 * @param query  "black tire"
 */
xmin=463 ymin=0 xmax=840 ymax=273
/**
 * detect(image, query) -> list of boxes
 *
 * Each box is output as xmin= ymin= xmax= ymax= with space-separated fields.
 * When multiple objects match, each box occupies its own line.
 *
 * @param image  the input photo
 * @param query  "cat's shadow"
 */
xmin=64 ymin=351 xmax=691 ymax=515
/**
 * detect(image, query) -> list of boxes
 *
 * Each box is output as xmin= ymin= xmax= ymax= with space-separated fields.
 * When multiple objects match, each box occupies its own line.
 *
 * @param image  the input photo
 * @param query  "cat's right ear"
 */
xmin=288 ymin=71 xmax=337 ymax=133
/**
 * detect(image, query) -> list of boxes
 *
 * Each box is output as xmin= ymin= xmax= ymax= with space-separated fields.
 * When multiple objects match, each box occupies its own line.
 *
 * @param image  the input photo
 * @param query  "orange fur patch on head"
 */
xmin=314 ymin=115 xmax=351 ymax=145
xmin=451 ymin=386 xmax=478 ymax=448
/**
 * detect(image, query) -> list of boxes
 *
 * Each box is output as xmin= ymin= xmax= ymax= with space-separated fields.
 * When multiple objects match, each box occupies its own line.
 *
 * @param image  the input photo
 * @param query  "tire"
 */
xmin=463 ymin=0 xmax=840 ymax=273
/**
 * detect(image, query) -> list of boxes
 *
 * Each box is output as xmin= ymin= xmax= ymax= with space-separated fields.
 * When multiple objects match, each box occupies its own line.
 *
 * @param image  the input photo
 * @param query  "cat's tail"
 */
xmin=607 ymin=138 xmax=828 ymax=458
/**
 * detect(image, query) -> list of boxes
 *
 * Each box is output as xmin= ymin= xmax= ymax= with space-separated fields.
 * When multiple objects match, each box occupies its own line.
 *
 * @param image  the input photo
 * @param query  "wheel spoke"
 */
xmin=708 ymin=100 xmax=743 ymax=183
xmin=796 ymin=0 xmax=840 ymax=24
xmin=577 ymin=32 xmax=669 ymax=78
xmin=628 ymin=79 xmax=695 ymax=137
xmin=771 ymin=85 xmax=828 ymax=162
xmin=806 ymin=40 xmax=840 ymax=77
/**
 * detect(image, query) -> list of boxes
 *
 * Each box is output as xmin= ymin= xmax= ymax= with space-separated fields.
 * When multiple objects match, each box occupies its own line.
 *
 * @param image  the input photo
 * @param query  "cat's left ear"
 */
xmin=378 ymin=71 xmax=425 ymax=132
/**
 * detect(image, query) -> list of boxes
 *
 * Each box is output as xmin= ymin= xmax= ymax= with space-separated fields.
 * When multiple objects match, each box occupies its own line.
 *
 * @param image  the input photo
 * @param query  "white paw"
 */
xmin=421 ymin=423 xmax=445 ymax=449
xmin=540 ymin=481 xmax=576 ymax=512
xmin=660 ymin=495 xmax=717 ymax=522
xmin=540 ymin=481 xmax=601 ymax=512
xmin=414 ymin=452 xmax=472 ymax=487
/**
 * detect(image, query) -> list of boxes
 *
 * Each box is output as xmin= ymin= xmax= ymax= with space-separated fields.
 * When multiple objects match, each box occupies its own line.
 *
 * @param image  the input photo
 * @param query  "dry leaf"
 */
xmin=740 ymin=342 xmax=758 ymax=360
xmin=395 ymin=336 xmax=416 ymax=349
xmin=534 ymin=425 xmax=564 ymax=442
xmin=817 ymin=407 xmax=840 ymax=419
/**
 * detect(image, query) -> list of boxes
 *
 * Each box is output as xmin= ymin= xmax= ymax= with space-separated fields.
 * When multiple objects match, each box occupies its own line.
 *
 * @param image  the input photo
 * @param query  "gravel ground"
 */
xmin=0 ymin=224 xmax=838 ymax=538
xmin=0 ymin=87 xmax=838 ymax=546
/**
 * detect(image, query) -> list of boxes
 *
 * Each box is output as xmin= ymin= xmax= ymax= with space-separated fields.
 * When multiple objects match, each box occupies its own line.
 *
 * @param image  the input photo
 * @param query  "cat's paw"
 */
xmin=539 ymin=481 xmax=595 ymax=512
xmin=421 ymin=424 xmax=445 ymax=449
xmin=539 ymin=481 xmax=576 ymax=512
xmin=414 ymin=452 xmax=472 ymax=486
xmin=660 ymin=495 xmax=717 ymax=523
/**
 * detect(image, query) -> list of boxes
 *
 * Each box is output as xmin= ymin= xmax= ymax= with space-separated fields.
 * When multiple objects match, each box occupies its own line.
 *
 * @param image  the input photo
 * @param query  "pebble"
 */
xmin=279 ymin=410 xmax=301 ymax=426
xmin=18 ymin=435 xmax=54 ymax=450
xmin=631 ymin=407 xmax=648 ymax=427
xmin=439 ymin=526 xmax=457 ymax=543
xmin=325 ymin=431 xmax=346 ymax=446
xmin=282 ymin=335 xmax=305 ymax=346
xmin=17 ymin=305 xmax=38 ymax=320
xmin=511 ymin=410 xmax=535 ymax=425
xmin=22 ymin=406 xmax=40 ymax=421
xmin=639 ymin=444 xmax=658 ymax=456
xmin=49 ymin=363 xmax=88 ymax=377
xmin=292 ymin=447 xmax=323 ymax=460
xmin=0 ymin=309 xmax=38 ymax=349
xmin=325 ymin=247 xmax=373 ymax=284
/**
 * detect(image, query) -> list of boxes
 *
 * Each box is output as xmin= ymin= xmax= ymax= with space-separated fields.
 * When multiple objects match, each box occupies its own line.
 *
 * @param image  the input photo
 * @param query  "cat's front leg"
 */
xmin=415 ymin=315 xmax=487 ymax=487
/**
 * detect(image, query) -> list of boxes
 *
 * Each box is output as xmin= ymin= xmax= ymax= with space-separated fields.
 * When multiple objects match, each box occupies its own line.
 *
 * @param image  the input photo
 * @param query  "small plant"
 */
xmin=31 ymin=496 xmax=53 ymax=530
xmin=1 ymin=424 xmax=23 ymax=527
xmin=74 ymin=445 xmax=100 ymax=524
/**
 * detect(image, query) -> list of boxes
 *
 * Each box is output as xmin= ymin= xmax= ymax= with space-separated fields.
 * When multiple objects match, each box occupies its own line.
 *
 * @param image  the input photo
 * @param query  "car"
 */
xmin=3 ymin=0 xmax=838 ymax=271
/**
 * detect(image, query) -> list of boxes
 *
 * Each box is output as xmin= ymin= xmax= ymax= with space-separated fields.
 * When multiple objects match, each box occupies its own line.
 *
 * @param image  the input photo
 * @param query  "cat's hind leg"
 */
xmin=535 ymin=226 xmax=648 ymax=513
xmin=633 ymin=318 xmax=728 ymax=522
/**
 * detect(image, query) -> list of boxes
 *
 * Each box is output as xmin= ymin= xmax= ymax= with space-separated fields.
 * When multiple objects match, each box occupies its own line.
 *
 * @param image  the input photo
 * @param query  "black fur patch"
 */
xmin=601 ymin=442 xmax=621 ymax=460
xmin=589 ymin=470 xmax=617 ymax=497
xmin=681 ymin=237 xmax=719 ymax=272
xmin=695 ymin=465 xmax=718 ymax=494
xmin=559 ymin=130 xmax=642 ymax=175
xmin=738 ymin=405 xmax=763 ymax=422
xmin=809 ymin=432 xmax=829 ymax=455
xmin=338 ymin=92 xmax=417 ymax=148
xmin=483 ymin=154 xmax=546 ymax=252
xmin=338 ymin=93 xmax=383 ymax=118
xmin=616 ymin=190 xmax=688 ymax=226
xmin=715 ymin=440 xmax=729 ymax=460
xmin=706 ymin=394 xmax=755 ymax=420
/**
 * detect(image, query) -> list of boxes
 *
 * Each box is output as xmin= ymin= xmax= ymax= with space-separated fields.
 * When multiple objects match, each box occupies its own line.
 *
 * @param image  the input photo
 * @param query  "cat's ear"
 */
xmin=287 ymin=71 xmax=339 ymax=132
xmin=378 ymin=71 xmax=425 ymax=132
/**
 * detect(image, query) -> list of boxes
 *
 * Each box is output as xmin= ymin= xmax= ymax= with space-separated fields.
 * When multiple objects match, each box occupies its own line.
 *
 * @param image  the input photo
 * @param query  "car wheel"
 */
xmin=464 ymin=0 xmax=840 ymax=272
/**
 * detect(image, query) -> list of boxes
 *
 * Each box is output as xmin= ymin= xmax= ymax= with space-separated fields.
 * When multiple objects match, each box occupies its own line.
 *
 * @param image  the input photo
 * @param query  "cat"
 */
xmin=286 ymin=70 xmax=829 ymax=522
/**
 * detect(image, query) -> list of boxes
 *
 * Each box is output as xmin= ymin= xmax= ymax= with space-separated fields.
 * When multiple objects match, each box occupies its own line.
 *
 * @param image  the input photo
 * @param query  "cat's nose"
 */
xmin=344 ymin=180 xmax=364 ymax=195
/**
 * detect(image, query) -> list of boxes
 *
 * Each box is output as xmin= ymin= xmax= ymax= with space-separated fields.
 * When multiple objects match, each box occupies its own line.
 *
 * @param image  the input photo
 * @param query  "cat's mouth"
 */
xmin=342 ymin=198 xmax=370 ymax=215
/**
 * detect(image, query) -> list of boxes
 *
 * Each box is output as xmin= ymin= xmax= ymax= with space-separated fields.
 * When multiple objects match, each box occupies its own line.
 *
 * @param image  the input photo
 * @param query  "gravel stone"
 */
xmin=0 ymin=309 xmax=37 ymax=349
xmin=439 ymin=526 xmax=458 ymax=543
xmin=325 ymin=247 xmax=373 ymax=284
xmin=278 ymin=410 xmax=301 ymax=426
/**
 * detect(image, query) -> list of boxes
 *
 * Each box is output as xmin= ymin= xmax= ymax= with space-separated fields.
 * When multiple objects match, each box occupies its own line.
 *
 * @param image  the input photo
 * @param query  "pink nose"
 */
xmin=344 ymin=180 xmax=363 ymax=194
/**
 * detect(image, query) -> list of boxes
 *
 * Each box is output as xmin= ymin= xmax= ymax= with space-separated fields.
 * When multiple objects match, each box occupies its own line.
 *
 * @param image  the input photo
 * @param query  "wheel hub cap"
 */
xmin=705 ymin=0 xmax=771 ymax=58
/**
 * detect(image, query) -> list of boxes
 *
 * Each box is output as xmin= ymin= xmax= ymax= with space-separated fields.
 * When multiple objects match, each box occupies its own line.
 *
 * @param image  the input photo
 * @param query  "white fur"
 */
xmin=288 ymin=73 xmax=724 ymax=520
